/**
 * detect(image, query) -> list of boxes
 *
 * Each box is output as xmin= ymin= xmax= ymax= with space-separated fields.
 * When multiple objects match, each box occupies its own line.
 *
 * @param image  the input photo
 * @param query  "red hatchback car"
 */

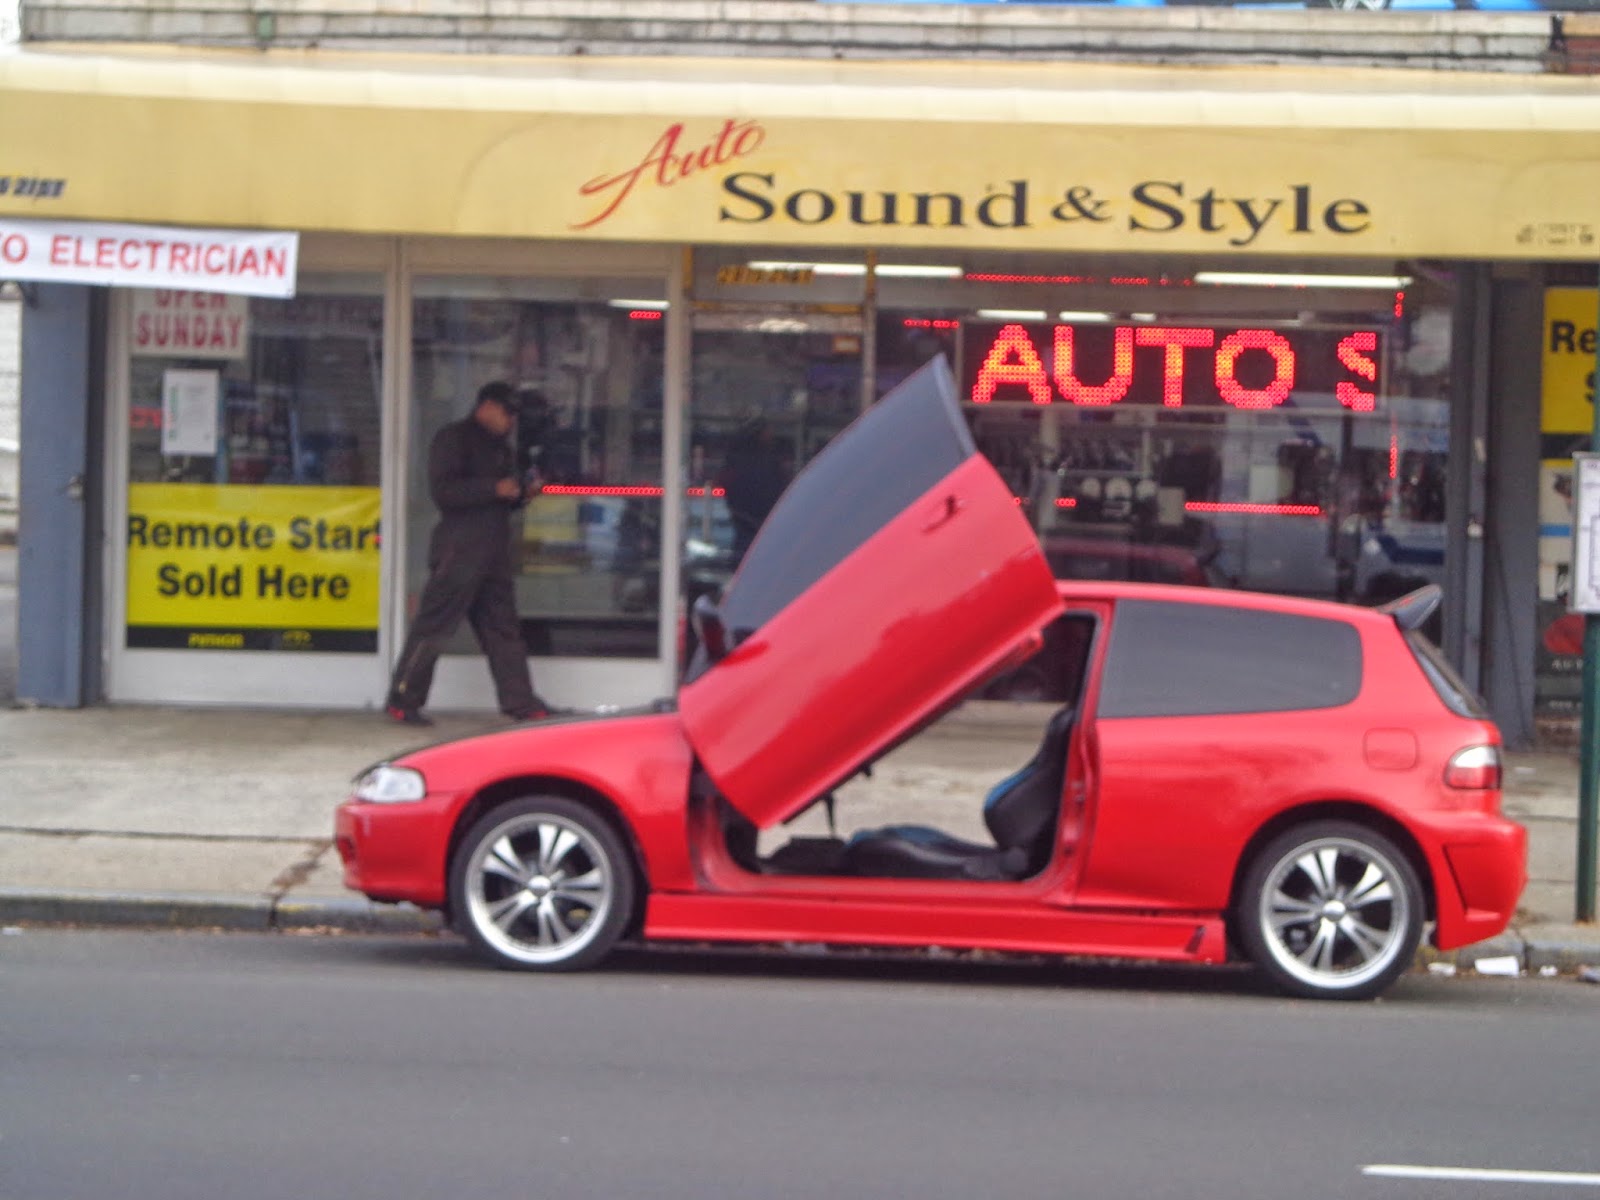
xmin=336 ymin=358 xmax=1526 ymax=1001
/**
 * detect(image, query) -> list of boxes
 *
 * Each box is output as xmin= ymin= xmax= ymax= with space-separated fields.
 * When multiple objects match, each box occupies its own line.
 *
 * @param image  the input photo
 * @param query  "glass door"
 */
xmin=406 ymin=275 xmax=669 ymax=711
xmin=681 ymin=247 xmax=868 ymax=666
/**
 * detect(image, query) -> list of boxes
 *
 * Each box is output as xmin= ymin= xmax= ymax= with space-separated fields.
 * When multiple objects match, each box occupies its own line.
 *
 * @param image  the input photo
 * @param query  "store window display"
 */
xmin=872 ymin=254 xmax=1456 ymax=609
xmin=123 ymin=278 xmax=384 ymax=652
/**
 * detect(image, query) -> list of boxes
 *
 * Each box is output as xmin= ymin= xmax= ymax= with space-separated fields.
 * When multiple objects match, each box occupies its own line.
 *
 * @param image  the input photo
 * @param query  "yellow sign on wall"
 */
xmin=1543 ymin=288 xmax=1598 ymax=436
xmin=126 ymin=483 xmax=381 ymax=652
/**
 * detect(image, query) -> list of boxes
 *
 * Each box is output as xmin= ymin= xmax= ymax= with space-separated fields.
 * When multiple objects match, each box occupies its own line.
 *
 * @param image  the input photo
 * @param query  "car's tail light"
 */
xmin=1444 ymin=744 xmax=1502 ymax=790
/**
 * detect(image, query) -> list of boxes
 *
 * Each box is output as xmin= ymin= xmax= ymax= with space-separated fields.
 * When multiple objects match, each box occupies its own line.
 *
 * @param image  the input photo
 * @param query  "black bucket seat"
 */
xmin=842 ymin=705 xmax=1076 ymax=881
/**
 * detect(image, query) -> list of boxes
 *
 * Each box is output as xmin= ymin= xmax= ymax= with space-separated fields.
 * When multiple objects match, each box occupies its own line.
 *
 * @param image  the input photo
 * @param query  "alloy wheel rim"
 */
xmin=1257 ymin=836 xmax=1410 ymax=991
xmin=465 ymin=814 xmax=613 ymax=964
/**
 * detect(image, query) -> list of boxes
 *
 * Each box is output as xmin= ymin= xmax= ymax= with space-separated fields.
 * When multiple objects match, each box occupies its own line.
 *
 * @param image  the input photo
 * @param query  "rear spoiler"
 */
xmin=1378 ymin=584 xmax=1442 ymax=632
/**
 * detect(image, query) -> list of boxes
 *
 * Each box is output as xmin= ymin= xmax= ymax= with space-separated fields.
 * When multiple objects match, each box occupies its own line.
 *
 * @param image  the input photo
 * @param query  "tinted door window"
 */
xmin=1099 ymin=600 xmax=1361 ymax=718
xmin=714 ymin=356 xmax=972 ymax=643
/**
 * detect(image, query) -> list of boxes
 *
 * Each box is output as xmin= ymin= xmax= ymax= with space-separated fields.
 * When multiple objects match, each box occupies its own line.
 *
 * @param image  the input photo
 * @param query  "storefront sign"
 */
xmin=1542 ymin=288 xmax=1597 ymax=437
xmin=0 ymin=217 xmax=297 ymax=297
xmin=132 ymin=290 xmax=251 ymax=359
xmin=963 ymin=321 xmax=1384 ymax=411
xmin=715 ymin=265 xmax=816 ymax=286
xmin=125 ymin=484 xmax=380 ymax=652
xmin=6 ymin=52 xmax=1600 ymax=259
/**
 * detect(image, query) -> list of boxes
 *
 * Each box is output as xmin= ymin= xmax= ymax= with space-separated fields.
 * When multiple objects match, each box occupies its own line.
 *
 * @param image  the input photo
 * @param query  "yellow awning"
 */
xmin=3 ymin=44 xmax=1599 ymax=258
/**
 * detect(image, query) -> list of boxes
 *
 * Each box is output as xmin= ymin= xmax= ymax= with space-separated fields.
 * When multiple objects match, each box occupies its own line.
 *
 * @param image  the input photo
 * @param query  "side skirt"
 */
xmin=644 ymin=894 xmax=1229 ymax=964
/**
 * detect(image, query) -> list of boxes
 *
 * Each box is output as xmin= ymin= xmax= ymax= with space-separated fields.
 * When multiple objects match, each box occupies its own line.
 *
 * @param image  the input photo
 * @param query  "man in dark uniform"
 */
xmin=717 ymin=416 xmax=788 ymax=564
xmin=384 ymin=381 xmax=551 ymax=726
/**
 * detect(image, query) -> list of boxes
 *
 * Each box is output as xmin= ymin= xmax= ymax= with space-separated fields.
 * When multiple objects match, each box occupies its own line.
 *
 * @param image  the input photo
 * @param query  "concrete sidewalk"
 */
xmin=0 ymin=700 xmax=1596 ymax=978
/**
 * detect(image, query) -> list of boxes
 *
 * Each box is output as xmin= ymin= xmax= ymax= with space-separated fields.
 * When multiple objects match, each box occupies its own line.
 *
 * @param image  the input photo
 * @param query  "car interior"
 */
xmin=715 ymin=614 xmax=1097 ymax=882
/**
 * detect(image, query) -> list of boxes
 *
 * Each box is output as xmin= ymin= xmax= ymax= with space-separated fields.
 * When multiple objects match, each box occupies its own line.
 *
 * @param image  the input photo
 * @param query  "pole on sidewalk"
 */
xmin=1581 ymin=615 xmax=1597 ymax=922
xmin=1579 ymin=290 xmax=1600 ymax=924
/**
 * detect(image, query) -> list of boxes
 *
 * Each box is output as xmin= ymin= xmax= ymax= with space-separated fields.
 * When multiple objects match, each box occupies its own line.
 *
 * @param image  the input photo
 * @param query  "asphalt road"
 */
xmin=3 ymin=930 xmax=1598 ymax=1200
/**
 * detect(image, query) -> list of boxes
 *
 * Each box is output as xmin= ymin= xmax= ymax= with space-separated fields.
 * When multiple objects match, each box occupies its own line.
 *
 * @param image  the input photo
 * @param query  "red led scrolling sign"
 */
xmin=965 ymin=322 xmax=1383 ymax=412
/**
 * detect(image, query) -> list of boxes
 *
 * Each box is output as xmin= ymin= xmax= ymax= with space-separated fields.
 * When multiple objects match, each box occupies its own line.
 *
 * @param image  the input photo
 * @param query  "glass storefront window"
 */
xmin=873 ymin=252 xmax=1455 ymax=609
xmin=124 ymin=277 xmax=384 ymax=652
xmin=684 ymin=247 xmax=867 ymax=620
xmin=410 ymin=278 xmax=667 ymax=659
xmin=1534 ymin=283 xmax=1597 ymax=729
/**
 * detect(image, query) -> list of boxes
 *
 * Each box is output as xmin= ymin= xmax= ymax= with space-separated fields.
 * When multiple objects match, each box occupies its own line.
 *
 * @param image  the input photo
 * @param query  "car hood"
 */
xmin=677 ymin=355 xmax=1062 ymax=829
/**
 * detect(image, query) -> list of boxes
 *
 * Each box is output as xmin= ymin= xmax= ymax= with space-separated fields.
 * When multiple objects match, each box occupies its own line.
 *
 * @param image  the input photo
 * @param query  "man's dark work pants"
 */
xmin=386 ymin=544 xmax=536 ymax=716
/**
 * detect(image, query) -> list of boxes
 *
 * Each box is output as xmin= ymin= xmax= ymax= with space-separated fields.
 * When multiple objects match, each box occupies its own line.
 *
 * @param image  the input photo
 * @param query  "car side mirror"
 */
xmin=692 ymin=593 xmax=728 ymax=664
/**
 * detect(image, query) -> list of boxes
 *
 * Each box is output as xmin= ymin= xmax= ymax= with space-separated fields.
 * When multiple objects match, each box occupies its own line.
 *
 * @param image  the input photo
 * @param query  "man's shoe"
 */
xmin=386 ymin=705 xmax=433 ymax=727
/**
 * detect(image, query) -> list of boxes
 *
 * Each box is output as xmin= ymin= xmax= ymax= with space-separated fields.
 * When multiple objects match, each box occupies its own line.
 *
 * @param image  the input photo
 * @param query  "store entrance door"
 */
xmin=685 ymin=308 xmax=867 ymax=611
xmin=404 ymin=275 xmax=671 ymax=714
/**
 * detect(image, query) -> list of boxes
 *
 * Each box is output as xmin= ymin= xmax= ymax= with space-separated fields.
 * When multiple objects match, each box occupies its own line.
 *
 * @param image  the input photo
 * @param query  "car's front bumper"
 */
xmin=335 ymin=793 xmax=465 ymax=909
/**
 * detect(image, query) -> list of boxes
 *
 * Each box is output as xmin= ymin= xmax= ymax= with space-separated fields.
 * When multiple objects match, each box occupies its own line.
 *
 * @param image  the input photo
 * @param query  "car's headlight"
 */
xmin=352 ymin=764 xmax=427 ymax=804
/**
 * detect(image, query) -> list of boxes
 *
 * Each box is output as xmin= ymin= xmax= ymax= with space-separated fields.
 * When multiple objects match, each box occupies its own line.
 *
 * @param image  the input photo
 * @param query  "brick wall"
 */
xmin=1550 ymin=12 xmax=1600 ymax=72
xmin=18 ymin=0 xmax=1560 ymax=73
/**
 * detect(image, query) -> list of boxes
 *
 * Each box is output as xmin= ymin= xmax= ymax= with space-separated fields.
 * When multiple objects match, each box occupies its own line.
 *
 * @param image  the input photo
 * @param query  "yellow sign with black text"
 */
xmin=1542 ymin=288 xmax=1598 ymax=438
xmin=126 ymin=484 xmax=381 ymax=652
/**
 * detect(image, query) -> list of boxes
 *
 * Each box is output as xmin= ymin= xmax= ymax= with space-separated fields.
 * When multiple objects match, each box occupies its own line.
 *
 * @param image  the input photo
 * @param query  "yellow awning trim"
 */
xmin=3 ymin=45 xmax=1599 ymax=258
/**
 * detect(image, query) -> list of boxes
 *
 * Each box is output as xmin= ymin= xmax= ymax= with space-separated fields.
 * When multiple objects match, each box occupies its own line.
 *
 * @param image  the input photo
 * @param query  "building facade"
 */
xmin=3 ymin=2 xmax=1598 ymax=746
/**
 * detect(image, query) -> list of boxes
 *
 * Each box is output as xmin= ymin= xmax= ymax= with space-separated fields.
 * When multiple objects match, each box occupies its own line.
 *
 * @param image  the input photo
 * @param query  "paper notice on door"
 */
xmin=161 ymin=368 xmax=220 ymax=457
xmin=1569 ymin=453 xmax=1600 ymax=613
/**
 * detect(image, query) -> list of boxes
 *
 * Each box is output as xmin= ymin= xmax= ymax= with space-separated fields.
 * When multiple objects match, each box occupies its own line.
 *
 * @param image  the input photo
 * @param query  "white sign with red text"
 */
xmin=131 ymin=290 xmax=251 ymax=360
xmin=0 ymin=218 xmax=297 ymax=298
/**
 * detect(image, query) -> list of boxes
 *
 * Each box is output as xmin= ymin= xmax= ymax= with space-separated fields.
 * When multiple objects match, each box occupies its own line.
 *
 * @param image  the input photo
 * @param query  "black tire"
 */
xmin=448 ymin=796 xmax=636 ymax=972
xmin=1236 ymin=819 xmax=1423 ymax=1001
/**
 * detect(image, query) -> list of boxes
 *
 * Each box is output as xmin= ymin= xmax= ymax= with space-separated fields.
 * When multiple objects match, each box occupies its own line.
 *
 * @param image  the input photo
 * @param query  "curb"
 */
xmin=1409 ymin=926 xmax=1600 ymax=977
xmin=2 ymin=888 xmax=1596 ymax=979
xmin=0 ymin=887 xmax=445 ymax=935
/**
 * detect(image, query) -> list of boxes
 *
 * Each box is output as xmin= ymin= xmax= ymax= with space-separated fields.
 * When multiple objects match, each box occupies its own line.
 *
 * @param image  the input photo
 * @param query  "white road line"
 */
xmin=1365 ymin=1165 xmax=1600 ymax=1187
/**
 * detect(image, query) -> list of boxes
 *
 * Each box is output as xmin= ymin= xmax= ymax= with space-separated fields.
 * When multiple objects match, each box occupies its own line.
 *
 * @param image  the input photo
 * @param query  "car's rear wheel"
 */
xmin=449 ymin=797 xmax=635 ymax=971
xmin=1237 ymin=820 xmax=1423 ymax=1001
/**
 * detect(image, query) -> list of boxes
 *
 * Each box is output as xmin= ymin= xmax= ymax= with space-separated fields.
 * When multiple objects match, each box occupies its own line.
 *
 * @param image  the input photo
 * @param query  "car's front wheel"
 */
xmin=1237 ymin=820 xmax=1423 ymax=1001
xmin=449 ymin=797 xmax=636 ymax=971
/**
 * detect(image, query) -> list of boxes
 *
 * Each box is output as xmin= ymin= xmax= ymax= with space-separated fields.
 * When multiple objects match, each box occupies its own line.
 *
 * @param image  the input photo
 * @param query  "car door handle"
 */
xmin=924 ymin=495 xmax=966 ymax=531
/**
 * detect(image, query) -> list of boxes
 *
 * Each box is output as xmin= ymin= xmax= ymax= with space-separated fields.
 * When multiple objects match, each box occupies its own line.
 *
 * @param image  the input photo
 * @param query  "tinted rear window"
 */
xmin=1099 ymin=600 xmax=1363 ymax=718
xmin=1406 ymin=630 xmax=1488 ymax=719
